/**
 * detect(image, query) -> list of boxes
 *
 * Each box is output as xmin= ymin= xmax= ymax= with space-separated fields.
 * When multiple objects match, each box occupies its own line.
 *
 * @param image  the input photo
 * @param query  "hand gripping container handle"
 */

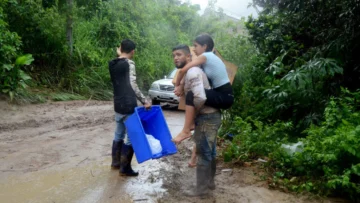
xmin=124 ymin=105 xmax=177 ymax=163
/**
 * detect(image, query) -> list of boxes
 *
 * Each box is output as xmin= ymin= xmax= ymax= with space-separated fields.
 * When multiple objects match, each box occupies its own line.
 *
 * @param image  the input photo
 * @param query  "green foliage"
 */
xmin=5 ymin=0 xmax=67 ymax=69
xmin=0 ymin=4 xmax=35 ymax=101
xmin=1 ymin=54 xmax=34 ymax=100
xmin=50 ymin=92 xmax=86 ymax=101
xmin=223 ymin=117 xmax=291 ymax=162
xmin=1 ymin=0 xmax=249 ymax=102
xmin=224 ymin=89 xmax=360 ymax=199
xmin=0 ymin=0 xmax=244 ymax=104
xmin=234 ymin=0 xmax=360 ymax=132
xmin=270 ymin=89 xmax=360 ymax=198
xmin=13 ymin=88 xmax=48 ymax=104
xmin=220 ymin=0 xmax=360 ymax=199
xmin=0 ymin=0 xmax=201 ymax=100
xmin=0 ymin=6 xmax=21 ymax=65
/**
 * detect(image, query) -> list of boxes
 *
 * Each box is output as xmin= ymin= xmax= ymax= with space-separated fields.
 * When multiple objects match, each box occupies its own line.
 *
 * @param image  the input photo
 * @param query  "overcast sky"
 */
xmin=188 ymin=0 xmax=258 ymax=19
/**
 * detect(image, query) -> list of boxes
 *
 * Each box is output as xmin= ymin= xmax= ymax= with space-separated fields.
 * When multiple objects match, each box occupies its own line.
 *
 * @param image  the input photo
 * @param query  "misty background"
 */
xmin=186 ymin=0 xmax=258 ymax=18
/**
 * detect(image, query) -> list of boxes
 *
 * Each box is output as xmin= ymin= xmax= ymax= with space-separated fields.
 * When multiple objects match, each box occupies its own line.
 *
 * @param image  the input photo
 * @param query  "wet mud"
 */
xmin=0 ymin=101 xmax=348 ymax=203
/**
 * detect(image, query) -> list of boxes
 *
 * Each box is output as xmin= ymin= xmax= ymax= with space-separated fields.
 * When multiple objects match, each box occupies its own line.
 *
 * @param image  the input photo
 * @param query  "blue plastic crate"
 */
xmin=124 ymin=105 xmax=177 ymax=163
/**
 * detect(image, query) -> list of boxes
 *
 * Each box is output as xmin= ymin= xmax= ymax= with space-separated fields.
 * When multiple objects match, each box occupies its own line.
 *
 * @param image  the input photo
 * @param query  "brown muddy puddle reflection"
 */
xmin=0 ymin=158 xmax=169 ymax=203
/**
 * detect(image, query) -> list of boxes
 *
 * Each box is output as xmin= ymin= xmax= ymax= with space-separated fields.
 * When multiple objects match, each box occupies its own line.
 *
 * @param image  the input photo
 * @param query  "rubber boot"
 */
xmin=184 ymin=165 xmax=210 ymax=197
xmin=111 ymin=140 xmax=123 ymax=169
xmin=208 ymin=159 xmax=216 ymax=190
xmin=119 ymin=144 xmax=139 ymax=176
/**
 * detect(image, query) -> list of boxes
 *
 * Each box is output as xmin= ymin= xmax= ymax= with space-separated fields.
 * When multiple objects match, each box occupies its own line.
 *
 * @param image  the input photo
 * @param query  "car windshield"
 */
xmin=167 ymin=68 xmax=177 ymax=79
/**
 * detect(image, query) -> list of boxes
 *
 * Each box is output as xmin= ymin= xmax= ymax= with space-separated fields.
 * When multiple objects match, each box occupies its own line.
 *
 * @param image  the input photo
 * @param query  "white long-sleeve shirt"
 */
xmin=128 ymin=59 xmax=146 ymax=104
xmin=183 ymin=66 xmax=219 ymax=114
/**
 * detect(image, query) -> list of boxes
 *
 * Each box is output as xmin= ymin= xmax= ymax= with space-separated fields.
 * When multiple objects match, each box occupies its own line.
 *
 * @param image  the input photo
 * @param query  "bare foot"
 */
xmin=172 ymin=131 xmax=192 ymax=144
xmin=188 ymin=159 xmax=196 ymax=168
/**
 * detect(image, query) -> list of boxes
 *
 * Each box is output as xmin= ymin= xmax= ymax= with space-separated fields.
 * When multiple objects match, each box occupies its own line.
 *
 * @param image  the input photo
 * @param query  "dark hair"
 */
xmin=194 ymin=34 xmax=214 ymax=52
xmin=120 ymin=39 xmax=136 ymax=53
xmin=172 ymin=44 xmax=190 ymax=55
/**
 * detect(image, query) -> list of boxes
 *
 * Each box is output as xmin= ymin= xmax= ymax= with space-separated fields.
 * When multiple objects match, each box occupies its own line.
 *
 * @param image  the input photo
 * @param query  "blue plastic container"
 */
xmin=124 ymin=105 xmax=177 ymax=163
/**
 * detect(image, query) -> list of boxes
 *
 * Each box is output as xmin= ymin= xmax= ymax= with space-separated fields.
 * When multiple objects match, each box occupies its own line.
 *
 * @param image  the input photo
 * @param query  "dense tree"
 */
xmin=222 ymin=0 xmax=360 ymax=199
xmin=0 ymin=0 xmax=243 ymax=99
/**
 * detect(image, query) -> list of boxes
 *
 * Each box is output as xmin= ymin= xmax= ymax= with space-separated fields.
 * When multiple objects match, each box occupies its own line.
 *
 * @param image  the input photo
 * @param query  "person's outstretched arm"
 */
xmin=175 ymin=55 xmax=207 ymax=86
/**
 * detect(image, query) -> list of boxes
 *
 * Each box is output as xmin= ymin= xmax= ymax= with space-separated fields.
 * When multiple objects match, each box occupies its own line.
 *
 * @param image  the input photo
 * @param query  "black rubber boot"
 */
xmin=111 ymin=140 xmax=123 ymax=169
xmin=208 ymin=159 xmax=216 ymax=190
xmin=184 ymin=165 xmax=210 ymax=197
xmin=119 ymin=144 xmax=139 ymax=176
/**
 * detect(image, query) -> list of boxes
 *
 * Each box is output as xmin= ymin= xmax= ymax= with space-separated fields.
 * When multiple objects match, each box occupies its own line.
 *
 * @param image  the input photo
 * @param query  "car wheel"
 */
xmin=152 ymin=99 xmax=160 ymax=105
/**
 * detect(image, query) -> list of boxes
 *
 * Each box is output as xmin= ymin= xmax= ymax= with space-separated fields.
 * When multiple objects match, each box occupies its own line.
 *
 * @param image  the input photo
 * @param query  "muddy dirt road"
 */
xmin=0 ymin=101 xmax=346 ymax=203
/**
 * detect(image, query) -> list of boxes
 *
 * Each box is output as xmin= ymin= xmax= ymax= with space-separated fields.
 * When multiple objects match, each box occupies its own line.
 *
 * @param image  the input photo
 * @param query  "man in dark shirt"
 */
xmin=109 ymin=39 xmax=150 ymax=176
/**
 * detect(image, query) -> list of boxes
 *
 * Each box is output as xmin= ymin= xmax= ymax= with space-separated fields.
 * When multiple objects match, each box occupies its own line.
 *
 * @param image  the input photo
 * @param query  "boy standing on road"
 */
xmin=109 ymin=39 xmax=150 ymax=176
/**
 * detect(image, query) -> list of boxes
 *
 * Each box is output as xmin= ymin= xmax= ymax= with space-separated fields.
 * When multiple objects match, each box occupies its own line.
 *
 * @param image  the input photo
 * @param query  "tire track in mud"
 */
xmin=0 ymin=119 xmax=51 ymax=132
xmin=0 ymin=101 xmax=115 ymax=176
xmin=0 ymin=101 xmax=114 ymax=143
xmin=0 ymin=116 xmax=113 ymax=133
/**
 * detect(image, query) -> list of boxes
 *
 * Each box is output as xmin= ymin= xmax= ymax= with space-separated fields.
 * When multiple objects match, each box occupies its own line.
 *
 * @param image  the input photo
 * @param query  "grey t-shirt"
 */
xmin=202 ymin=52 xmax=229 ymax=88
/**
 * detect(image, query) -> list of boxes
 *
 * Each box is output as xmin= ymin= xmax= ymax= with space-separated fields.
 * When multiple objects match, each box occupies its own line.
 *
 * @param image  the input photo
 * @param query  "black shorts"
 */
xmin=186 ymin=82 xmax=234 ymax=110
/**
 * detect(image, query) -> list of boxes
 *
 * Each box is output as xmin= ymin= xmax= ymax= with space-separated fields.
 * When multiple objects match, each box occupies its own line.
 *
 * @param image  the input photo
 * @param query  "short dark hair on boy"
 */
xmin=120 ymin=39 xmax=136 ymax=53
xmin=172 ymin=44 xmax=190 ymax=55
xmin=194 ymin=33 xmax=214 ymax=52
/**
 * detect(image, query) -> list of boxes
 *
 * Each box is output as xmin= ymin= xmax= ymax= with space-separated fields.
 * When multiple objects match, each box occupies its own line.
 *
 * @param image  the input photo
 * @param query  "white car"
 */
xmin=148 ymin=68 xmax=179 ymax=105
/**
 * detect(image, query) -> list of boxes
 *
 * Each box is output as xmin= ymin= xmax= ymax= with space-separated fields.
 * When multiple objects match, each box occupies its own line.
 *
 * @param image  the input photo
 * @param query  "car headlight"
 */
xmin=150 ymin=83 xmax=159 ymax=90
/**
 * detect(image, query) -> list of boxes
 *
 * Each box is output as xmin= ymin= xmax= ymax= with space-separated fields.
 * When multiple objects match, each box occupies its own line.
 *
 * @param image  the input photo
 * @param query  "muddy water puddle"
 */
xmin=0 ymin=157 xmax=171 ymax=203
xmin=0 ymin=104 xmax=185 ymax=203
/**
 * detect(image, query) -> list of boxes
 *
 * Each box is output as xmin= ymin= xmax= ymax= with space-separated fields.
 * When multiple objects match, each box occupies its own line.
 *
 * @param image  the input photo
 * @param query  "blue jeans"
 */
xmin=194 ymin=112 xmax=222 ymax=167
xmin=114 ymin=112 xmax=131 ymax=145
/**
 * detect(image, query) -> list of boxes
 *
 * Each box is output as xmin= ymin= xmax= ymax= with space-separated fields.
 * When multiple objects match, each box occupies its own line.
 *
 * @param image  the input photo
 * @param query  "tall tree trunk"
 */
xmin=66 ymin=0 xmax=73 ymax=56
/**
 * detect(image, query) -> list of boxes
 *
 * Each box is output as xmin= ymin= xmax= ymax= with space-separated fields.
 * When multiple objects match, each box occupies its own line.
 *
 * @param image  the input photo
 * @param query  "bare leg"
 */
xmin=172 ymin=105 xmax=195 ymax=144
xmin=190 ymin=122 xmax=195 ymax=131
xmin=188 ymin=144 xmax=197 ymax=168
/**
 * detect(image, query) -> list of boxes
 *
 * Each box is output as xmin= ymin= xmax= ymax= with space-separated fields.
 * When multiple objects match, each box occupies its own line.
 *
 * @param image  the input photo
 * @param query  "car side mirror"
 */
xmin=164 ymin=75 xmax=167 ymax=79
